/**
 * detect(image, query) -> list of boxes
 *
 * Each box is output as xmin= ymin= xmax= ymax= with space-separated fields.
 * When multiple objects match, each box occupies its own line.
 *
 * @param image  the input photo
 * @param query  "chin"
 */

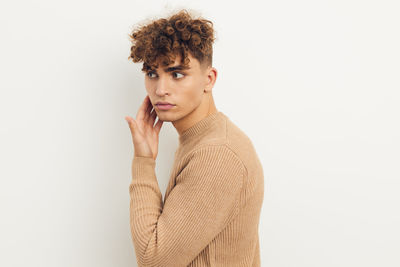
xmin=155 ymin=112 xmax=173 ymax=122
xmin=158 ymin=110 xmax=186 ymax=122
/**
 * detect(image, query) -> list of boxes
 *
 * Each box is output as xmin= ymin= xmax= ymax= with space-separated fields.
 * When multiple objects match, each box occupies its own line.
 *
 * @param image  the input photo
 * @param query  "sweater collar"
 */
xmin=178 ymin=111 xmax=225 ymax=145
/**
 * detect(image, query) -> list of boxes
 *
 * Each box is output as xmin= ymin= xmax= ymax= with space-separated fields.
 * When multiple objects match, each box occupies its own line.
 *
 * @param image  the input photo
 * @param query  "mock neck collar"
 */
xmin=178 ymin=111 xmax=225 ymax=145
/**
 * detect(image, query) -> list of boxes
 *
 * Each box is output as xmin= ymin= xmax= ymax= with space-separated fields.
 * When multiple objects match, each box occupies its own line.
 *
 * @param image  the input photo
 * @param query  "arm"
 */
xmin=129 ymin=145 xmax=245 ymax=267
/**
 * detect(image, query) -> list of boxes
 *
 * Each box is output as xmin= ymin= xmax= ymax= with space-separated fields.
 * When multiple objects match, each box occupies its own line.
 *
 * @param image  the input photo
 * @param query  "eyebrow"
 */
xmin=149 ymin=65 xmax=190 ymax=73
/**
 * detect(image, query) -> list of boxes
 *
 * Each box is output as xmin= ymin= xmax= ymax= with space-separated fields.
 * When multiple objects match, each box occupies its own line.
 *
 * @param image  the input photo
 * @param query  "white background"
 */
xmin=1 ymin=0 xmax=399 ymax=266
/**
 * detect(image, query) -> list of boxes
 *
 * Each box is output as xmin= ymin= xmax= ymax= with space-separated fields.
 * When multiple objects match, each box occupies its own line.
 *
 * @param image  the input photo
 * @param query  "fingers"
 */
xmin=154 ymin=117 xmax=163 ymax=134
xmin=146 ymin=107 xmax=162 ymax=133
xmin=136 ymin=95 xmax=151 ymax=121
xmin=144 ymin=97 xmax=153 ymax=120
xmin=133 ymin=95 xmax=161 ymax=132
xmin=135 ymin=96 xmax=146 ymax=120
xmin=148 ymin=108 xmax=156 ymax=125
xmin=125 ymin=116 xmax=137 ymax=136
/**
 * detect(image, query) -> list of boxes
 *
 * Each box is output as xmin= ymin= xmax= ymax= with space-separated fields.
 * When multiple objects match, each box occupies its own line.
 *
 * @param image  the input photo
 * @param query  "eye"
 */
xmin=147 ymin=72 xmax=157 ymax=78
xmin=172 ymin=72 xmax=184 ymax=79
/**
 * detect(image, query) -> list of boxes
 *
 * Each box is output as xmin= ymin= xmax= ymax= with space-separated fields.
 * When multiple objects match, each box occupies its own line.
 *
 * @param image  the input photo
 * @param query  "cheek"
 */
xmin=181 ymin=83 xmax=203 ymax=103
xmin=182 ymin=76 xmax=203 ymax=92
xmin=144 ymin=80 xmax=155 ymax=93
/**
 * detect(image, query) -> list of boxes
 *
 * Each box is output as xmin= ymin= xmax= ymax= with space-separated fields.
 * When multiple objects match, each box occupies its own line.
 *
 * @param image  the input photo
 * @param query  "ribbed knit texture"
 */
xmin=129 ymin=111 xmax=264 ymax=267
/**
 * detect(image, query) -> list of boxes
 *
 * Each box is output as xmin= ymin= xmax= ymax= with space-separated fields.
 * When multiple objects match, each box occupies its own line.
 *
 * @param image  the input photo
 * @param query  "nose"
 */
xmin=155 ymin=75 xmax=169 ymax=96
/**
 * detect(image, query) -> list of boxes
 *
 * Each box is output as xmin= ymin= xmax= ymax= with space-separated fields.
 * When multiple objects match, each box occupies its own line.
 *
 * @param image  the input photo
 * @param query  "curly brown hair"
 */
xmin=127 ymin=9 xmax=216 ymax=73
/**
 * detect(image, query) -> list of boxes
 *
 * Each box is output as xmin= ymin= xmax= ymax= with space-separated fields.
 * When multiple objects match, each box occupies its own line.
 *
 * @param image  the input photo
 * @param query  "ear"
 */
xmin=204 ymin=66 xmax=217 ymax=93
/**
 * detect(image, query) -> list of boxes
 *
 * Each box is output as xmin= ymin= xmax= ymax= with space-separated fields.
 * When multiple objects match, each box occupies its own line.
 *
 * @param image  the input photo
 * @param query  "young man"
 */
xmin=125 ymin=9 xmax=264 ymax=267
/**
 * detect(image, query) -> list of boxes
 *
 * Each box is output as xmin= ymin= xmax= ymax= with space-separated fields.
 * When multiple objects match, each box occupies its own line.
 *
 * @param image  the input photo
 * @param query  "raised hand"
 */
xmin=125 ymin=95 xmax=164 ymax=160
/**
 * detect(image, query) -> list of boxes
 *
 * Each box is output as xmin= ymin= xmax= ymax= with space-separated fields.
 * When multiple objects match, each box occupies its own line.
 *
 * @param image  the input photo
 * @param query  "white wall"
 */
xmin=1 ymin=0 xmax=399 ymax=266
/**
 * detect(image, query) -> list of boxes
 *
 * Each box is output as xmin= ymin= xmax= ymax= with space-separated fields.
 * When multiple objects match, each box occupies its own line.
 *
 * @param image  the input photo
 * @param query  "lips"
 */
xmin=155 ymin=103 xmax=175 ymax=110
xmin=156 ymin=101 xmax=175 ymax=105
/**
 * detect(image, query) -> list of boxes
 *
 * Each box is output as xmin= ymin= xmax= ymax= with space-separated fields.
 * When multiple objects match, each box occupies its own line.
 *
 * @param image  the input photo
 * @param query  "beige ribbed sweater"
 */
xmin=129 ymin=111 xmax=264 ymax=267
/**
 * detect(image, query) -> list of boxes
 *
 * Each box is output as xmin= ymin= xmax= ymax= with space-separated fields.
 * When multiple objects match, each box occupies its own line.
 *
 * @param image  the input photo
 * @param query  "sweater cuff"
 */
xmin=131 ymin=156 xmax=156 ymax=180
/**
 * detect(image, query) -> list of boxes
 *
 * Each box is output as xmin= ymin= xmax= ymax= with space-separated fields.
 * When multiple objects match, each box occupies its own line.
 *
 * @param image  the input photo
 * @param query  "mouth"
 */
xmin=155 ymin=103 xmax=175 ymax=110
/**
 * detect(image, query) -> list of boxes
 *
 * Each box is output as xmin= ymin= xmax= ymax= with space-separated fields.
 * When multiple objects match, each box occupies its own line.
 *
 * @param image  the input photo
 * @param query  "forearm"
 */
xmin=129 ymin=156 xmax=163 ymax=265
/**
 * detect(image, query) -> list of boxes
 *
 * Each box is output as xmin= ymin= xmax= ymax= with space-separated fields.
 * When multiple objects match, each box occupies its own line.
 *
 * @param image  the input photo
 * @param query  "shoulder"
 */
xmin=183 ymin=144 xmax=247 ymax=180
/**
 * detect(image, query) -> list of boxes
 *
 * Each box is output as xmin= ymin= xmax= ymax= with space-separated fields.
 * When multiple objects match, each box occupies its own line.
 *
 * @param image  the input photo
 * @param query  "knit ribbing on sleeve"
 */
xmin=129 ymin=145 xmax=245 ymax=267
xmin=129 ymin=156 xmax=163 ymax=265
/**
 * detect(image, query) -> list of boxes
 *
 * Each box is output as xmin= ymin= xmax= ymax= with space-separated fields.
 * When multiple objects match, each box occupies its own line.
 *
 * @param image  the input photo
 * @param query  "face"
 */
xmin=144 ymin=53 xmax=214 ymax=123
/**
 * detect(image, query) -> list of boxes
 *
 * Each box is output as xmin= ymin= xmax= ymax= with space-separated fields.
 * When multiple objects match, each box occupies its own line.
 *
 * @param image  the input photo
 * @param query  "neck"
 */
xmin=173 ymin=93 xmax=217 ymax=136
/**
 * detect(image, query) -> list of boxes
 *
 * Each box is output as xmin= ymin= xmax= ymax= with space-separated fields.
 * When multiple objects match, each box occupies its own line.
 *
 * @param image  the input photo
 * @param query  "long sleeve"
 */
xmin=129 ymin=145 xmax=246 ymax=267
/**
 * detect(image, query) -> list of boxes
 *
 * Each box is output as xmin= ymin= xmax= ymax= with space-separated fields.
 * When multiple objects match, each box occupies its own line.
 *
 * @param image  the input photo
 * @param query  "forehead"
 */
xmin=153 ymin=53 xmax=199 ymax=71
